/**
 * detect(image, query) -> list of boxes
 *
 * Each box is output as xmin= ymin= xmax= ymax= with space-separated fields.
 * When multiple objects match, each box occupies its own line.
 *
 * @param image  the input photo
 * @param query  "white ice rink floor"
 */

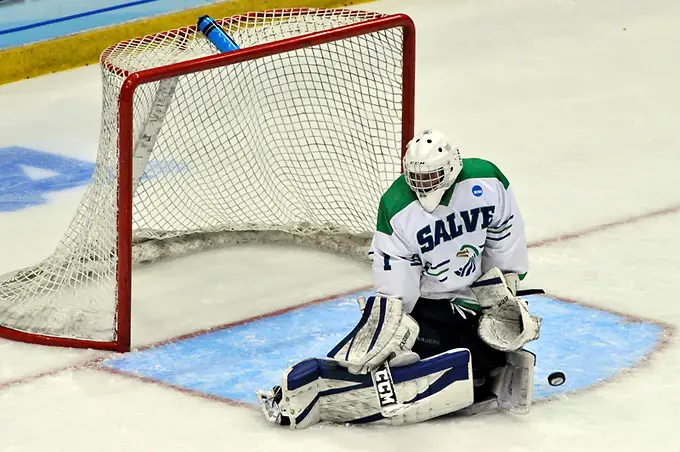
xmin=1 ymin=0 xmax=680 ymax=450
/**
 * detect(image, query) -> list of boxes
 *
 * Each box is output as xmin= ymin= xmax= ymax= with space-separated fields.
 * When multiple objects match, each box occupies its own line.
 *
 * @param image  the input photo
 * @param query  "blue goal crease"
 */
xmin=102 ymin=293 xmax=664 ymax=406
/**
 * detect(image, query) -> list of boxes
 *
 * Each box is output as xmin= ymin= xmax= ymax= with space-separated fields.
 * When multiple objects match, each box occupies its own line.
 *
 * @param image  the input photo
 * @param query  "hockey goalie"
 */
xmin=257 ymin=129 xmax=542 ymax=427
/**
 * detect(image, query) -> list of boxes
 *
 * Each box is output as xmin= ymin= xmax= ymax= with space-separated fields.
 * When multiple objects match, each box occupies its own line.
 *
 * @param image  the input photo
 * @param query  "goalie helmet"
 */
xmin=403 ymin=129 xmax=463 ymax=212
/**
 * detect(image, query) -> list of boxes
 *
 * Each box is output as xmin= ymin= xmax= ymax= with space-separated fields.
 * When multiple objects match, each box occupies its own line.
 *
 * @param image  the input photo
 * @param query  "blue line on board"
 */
xmin=103 ymin=293 xmax=664 ymax=406
xmin=0 ymin=0 xmax=162 ymax=36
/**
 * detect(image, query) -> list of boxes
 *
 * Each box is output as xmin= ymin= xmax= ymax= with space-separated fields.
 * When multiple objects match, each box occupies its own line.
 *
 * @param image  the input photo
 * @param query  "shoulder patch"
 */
xmin=376 ymin=175 xmax=417 ymax=235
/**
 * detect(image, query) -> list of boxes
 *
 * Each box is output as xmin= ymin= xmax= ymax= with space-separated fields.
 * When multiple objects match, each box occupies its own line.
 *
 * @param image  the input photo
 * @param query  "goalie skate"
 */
xmin=256 ymin=386 xmax=290 ymax=426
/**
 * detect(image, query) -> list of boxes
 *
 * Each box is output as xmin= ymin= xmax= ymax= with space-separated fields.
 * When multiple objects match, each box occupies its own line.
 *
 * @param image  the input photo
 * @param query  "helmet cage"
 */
xmin=404 ymin=157 xmax=455 ymax=196
xmin=402 ymin=129 xmax=463 ymax=212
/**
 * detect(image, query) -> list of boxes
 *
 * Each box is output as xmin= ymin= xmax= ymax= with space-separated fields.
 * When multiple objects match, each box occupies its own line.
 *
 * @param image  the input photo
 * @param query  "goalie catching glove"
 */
xmin=470 ymin=267 xmax=542 ymax=352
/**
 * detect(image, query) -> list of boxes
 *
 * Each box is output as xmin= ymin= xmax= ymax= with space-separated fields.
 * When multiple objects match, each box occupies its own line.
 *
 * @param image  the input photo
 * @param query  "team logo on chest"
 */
xmin=416 ymin=206 xmax=495 ymax=253
xmin=454 ymin=245 xmax=480 ymax=277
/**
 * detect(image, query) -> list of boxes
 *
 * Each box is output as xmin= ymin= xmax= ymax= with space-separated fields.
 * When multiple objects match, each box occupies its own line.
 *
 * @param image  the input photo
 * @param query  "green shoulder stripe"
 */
xmin=376 ymin=175 xmax=417 ymax=235
xmin=457 ymin=158 xmax=510 ymax=188
xmin=441 ymin=158 xmax=510 ymax=205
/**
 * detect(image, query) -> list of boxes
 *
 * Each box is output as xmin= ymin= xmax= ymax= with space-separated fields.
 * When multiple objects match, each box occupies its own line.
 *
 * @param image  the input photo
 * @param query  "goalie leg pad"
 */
xmin=271 ymin=348 xmax=474 ymax=428
xmin=456 ymin=349 xmax=536 ymax=417
xmin=326 ymin=295 xmax=419 ymax=374
xmin=492 ymin=349 xmax=536 ymax=414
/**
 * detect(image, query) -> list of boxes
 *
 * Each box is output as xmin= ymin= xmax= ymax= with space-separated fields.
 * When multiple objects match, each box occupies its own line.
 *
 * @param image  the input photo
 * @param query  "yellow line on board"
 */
xmin=0 ymin=0 xmax=372 ymax=86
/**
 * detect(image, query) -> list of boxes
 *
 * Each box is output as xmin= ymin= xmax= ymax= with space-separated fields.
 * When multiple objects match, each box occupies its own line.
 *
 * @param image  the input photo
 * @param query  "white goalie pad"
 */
xmin=258 ymin=348 xmax=474 ymax=428
xmin=493 ymin=349 xmax=536 ymax=414
xmin=326 ymin=295 xmax=419 ymax=374
xmin=470 ymin=268 xmax=542 ymax=351
xmin=457 ymin=349 xmax=536 ymax=417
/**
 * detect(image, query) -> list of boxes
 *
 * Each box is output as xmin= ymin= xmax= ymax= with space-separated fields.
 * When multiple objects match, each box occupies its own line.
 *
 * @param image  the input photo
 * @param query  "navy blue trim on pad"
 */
xmin=348 ymin=412 xmax=386 ymax=424
xmin=404 ymin=366 xmax=469 ymax=404
xmin=327 ymin=296 xmax=375 ymax=358
xmin=286 ymin=359 xmax=321 ymax=391
xmin=319 ymin=360 xmax=373 ymax=385
xmin=392 ymin=349 xmax=469 ymax=384
xmin=294 ymin=393 xmax=320 ymax=425
xmin=366 ymin=297 xmax=386 ymax=353
xmin=288 ymin=359 xmax=377 ymax=391
xmin=319 ymin=383 xmax=371 ymax=397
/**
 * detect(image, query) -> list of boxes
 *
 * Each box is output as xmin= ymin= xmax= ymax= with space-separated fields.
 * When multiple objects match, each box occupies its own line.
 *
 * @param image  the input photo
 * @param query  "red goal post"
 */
xmin=0 ymin=8 xmax=416 ymax=352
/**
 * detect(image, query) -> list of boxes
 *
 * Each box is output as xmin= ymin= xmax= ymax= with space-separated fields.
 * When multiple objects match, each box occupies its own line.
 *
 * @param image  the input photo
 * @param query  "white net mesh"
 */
xmin=0 ymin=9 xmax=409 ymax=346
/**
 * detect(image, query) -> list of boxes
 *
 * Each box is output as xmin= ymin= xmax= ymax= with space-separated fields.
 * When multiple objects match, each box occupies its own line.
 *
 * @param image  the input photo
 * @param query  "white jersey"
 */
xmin=370 ymin=158 xmax=528 ymax=313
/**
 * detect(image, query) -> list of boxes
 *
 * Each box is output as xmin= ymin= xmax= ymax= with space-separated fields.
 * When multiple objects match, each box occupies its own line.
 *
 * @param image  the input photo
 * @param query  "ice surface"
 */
xmin=0 ymin=0 xmax=679 ymax=450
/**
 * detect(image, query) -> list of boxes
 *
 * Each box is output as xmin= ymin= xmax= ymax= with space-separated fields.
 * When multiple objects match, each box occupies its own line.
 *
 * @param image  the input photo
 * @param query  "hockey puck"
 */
xmin=548 ymin=372 xmax=566 ymax=386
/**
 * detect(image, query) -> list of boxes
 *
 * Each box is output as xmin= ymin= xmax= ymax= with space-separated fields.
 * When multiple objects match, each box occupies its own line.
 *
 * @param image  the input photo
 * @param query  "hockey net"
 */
xmin=0 ymin=8 xmax=415 ymax=351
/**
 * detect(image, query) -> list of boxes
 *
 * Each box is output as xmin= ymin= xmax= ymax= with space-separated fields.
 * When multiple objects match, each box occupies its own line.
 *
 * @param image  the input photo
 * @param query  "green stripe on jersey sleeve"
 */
xmin=376 ymin=175 xmax=418 ymax=235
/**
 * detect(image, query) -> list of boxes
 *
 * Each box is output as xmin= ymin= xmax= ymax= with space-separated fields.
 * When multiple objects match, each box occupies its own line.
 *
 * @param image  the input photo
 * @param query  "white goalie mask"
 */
xmin=404 ymin=129 xmax=463 ymax=212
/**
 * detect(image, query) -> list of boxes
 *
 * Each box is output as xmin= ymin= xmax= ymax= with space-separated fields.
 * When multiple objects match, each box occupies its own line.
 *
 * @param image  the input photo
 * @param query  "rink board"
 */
xmin=102 ymin=293 xmax=664 ymax=405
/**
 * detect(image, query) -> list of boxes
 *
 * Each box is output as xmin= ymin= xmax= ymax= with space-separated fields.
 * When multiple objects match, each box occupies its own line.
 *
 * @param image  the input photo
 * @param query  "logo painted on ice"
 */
xmin=454 ymin=244 xmax=480 ymax=278
xmin=0 ymin=146 xmax=187 ymax=212
xmin=472 ymin=185 xmax=483 ymax=197
xmin=0 ymin=146 xmax=95 ymax=212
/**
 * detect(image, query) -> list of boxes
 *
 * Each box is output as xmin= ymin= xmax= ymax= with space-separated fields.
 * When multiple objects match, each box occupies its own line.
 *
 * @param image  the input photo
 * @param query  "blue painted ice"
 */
xmin=0 ymin=146 xmax=94 ymax=212
xmin=103 ymin=293 xmax=663 ymax=405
